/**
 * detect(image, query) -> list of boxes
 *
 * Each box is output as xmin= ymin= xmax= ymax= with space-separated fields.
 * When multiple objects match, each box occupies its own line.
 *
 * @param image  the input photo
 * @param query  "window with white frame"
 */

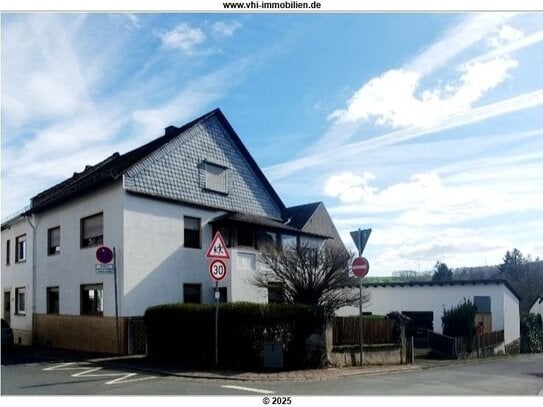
xmin=15 ymin=235 xmax=27 ymax=262
xmin=5 ymin=239 xmax=10 ymax=265
xmin=205 ymin=162 xmax=228 ymax=194
xmin=183 ymin=216 xmax=201 ymax=249
xmin=81 ymin=284 xmax=103 ymax=315
xmin=48 ymin=226 xmax=61 ymax=255
xmin=15 ymin=287 xmax=26 ymax=315
xmin=81 ymin=213 xmax=103 ymax=248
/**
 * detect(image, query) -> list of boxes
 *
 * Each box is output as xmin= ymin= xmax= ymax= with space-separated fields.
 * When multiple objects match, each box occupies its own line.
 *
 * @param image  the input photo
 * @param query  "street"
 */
xmin=2 ymin=347 xmax=543 ymax=396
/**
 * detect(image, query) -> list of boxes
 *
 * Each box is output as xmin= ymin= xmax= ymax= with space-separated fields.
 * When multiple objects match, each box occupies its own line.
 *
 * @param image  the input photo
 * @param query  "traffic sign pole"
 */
xmin=215 ymin=280 xmax=219 ymax=366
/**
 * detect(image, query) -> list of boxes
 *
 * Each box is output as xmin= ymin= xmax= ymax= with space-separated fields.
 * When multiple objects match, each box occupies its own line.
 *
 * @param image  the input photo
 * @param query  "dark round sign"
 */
xmin=352 ymin=256 xmax=369 ymax=278
xmin=96 ymin=246 xmax=113 ymax=264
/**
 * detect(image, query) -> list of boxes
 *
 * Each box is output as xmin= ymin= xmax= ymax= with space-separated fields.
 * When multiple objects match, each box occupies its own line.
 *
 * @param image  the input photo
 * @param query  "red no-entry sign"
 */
xmin=352 ymin=256 xmax=369 ymax=278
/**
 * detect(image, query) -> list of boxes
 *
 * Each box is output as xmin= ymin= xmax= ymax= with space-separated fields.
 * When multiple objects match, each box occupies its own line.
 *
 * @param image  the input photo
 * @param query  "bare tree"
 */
xmin=253 ymin=244 xmax=369 ymax=317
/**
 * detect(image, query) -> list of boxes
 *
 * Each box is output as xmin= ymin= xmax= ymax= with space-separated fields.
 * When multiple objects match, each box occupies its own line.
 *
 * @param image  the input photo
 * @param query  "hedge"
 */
xmin=143 ymin=302 xmax=325 ymax=370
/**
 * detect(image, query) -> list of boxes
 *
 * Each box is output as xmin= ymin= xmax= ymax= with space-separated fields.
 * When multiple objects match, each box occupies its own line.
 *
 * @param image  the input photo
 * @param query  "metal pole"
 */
xmin=358 ymin=229 xmax=364 ymax=367
xmin=113 ymin=247 xmax=120 ymax=355
xmin=215 ymin=280 xmax=219 ymax=366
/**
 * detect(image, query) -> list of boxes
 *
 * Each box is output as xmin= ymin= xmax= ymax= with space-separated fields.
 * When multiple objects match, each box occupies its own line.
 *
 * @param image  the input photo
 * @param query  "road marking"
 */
xmin=43 ymin=362 xmax=156 ymax=385
xmin=221 ymin=385 xmax=275 ymax=394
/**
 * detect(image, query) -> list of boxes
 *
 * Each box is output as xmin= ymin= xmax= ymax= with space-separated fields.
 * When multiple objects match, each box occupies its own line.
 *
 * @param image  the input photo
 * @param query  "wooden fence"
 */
xmin=333 ymin=317 xmax=396 ymax=346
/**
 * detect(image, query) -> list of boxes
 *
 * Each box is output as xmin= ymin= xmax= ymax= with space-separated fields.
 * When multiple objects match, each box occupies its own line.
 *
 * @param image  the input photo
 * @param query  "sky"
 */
xmin=2 ymin=9 xmax=543 ymax=276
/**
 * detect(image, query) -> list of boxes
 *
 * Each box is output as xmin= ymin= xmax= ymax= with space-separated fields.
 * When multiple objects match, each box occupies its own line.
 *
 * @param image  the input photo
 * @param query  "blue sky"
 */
xmin=2 ymin=11 xmax=543 ymax=275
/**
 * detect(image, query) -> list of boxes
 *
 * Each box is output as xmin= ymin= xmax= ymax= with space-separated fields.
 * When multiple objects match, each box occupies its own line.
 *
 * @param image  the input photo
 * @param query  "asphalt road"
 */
xmin=2 ymin=347 xmax=542 ymax=396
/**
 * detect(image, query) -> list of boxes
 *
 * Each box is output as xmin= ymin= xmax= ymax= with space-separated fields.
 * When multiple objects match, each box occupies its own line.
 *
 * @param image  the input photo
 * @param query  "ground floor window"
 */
xmin=218 ymin=287 xmax=227 ymax=303
xmin=183 ymin=284 xmax=201 ymax=304
xmin=268 ymin=282 xmax=285 ymax=304
xmin=15 ymin=287 xmax=26 ymax=315
xmin=81 ymin=284 xmax=103 ymax=315
xmin=47 ymin=287 xmax=60 ymax=314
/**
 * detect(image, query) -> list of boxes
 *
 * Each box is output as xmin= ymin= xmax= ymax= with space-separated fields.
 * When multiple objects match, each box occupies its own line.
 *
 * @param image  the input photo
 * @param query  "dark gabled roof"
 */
xmin=286 ymin=202 xmax=322 ymax=229
xmin=209 ymin=211 xmax=331 ymax=239
xmin=360 ymin=279 xmax=522 ymax=301
xmin=29 ymin=109 xmax=287 ymax=215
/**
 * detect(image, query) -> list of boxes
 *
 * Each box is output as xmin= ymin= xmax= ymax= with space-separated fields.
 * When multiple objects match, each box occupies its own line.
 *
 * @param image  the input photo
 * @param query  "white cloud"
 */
xmin=155 ymin=23 xmax=206 ymax=55
xmin=329 ymin=56 xmax=518 ymax=129
xmin=265 ymin=89 xmax=543 ymax=181
xmin=212 ymin=21 xmax=242 ymax=38
xmin=324 ymin=172 xmax=376 ymax=204
xmin=489 ymin=24 xmax=524 ymax=47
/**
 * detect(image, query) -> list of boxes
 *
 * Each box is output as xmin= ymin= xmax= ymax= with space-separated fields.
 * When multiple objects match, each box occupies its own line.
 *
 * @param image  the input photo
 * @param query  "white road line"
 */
xmin=43 ymin=362 xmax=156 ymax=386
xmin=106 ymin=375 xmax=156 ymax=385
xmin=221 ymin=385 xmax=275 ymax=394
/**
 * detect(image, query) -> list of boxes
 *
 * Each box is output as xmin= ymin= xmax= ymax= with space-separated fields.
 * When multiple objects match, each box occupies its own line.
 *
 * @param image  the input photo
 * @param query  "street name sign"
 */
xmin=96 ymin=264 xmax=115 ymax=274
xmin=206 ymin=232 xmax=230 ymax=259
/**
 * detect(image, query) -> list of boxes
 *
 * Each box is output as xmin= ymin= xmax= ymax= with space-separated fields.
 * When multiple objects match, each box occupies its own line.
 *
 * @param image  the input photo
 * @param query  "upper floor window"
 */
xmin=183 ymin=216 xmax=201 ymax=249
xmin=205 ymin=162 xmax=228 ymax=194
xmin=81 ymin=213 xmax=103 ymax=248
xmin=236 ymin=226 xmax=254 ymax=248
xmin=48 ymin=226 xmax=61 ymax=255
xmin=5 ymin=240 xmax=10 ymax=265
xmin=15 ymin=235 xmax=27 ymax=263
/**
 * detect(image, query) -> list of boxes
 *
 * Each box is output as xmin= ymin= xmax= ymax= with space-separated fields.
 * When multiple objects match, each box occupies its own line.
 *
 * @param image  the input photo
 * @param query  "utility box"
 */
xmin=263 ymin=341 xmax=283 ymax=369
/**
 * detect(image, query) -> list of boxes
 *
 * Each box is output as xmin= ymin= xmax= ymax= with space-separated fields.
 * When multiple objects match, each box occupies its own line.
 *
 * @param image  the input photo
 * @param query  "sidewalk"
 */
xmin=86 ymin=353 xmax=422 ymax=382
xmin=7 ymin=345 xmax=507 ymax=383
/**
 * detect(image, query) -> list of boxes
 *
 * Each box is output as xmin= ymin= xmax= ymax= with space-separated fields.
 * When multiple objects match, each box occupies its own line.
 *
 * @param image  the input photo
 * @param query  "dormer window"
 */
xmin=205 ymin=161 xmax=228 ymax=194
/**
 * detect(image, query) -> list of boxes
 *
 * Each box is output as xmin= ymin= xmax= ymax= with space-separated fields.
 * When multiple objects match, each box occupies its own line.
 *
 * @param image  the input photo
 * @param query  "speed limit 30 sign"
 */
xmin=209 ymin=259 xmax=227 ymax=281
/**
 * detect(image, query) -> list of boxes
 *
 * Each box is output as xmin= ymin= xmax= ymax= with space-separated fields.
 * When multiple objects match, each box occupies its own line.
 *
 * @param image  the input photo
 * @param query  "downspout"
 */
xmin=25 ymin=215 xmax=37 ymax=344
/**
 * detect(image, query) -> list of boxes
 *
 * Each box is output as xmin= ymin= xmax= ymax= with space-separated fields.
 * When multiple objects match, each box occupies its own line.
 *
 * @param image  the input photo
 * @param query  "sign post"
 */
xmin=206 ymin=232 xmax=230 ymax=366
xmin=350 ymin=228 xmax=371 ymax=367
xmin=96 ymin=246 xmax=120 ymax=355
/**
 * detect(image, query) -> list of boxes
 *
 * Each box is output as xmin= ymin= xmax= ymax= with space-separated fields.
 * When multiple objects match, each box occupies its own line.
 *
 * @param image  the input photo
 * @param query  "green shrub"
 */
xmin=143 ymin=302 xmax=324 ymax=370
xmin=520 ymin=313 xmax=543 ymax=353
xmin=441 ymin=299 xmax=477 ymax=352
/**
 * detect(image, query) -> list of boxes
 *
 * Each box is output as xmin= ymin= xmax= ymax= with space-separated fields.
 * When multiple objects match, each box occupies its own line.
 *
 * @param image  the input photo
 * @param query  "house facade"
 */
xmin=1 ymin=109 xmax=344 ymax=354
xmin=337 ymin=279 xmax=521 ymax=353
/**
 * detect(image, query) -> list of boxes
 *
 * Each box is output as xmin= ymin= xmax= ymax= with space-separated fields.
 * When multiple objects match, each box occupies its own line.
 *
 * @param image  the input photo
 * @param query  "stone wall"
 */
xmin=34 ymin=314 xmax=128 ymax=354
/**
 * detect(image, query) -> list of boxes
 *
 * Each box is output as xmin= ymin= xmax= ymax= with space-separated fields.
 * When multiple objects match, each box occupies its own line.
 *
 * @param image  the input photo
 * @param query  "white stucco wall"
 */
xmin=1 ymin=216 xmax=34 ymax=333
xmin=337 ymin=282 xmax=520 ymax=344
xmin=33 ymin=182 xmax=125 ymax=317
xmin=122 ymin=192 xmax=271 ymax=315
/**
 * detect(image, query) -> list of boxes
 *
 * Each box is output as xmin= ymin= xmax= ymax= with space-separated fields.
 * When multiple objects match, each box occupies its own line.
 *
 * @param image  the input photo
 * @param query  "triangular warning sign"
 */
xmin=206 ymin=231 xmax=230 ymax=259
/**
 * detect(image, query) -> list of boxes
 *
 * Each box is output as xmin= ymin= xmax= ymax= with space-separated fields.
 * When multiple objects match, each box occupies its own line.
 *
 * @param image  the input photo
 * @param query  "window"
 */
xmin=236 ymin=226 xmax=254 ymax=248
xmin=81 ymin=284 xmax=103 ymax=315
xmin=183 ymin=284 xmax=201 ymax=304
xmin=81 ymin=213 xmax=103 ymax=248
xmin=268 ymin=283 xmax=285 ymax=304
xmin=47 ymin=287 xmax=60 ymax=314
xmin=280 ymin=234 xmax=297 ymax=250
xmin=5 ymin=240 xmax=10 ymax=265
xmin=205 ymin=162 xmax=228 ymax=194
xmin=15 ymin=287 xmax=26 ymax=315
xmin=48 ymin=227 xmax=61 ymax=255
xmin=218 ymin=287 xmax=227 ymax=304
xmin=15 ymin=235 xmax=26 ymax=262
xmin=474 ymin=296 xmax=491 ymax=313
xmin=256 ymin=231 xmax=277 ymax=252
xmin=183 ymin=216 xmax=201 ymax=248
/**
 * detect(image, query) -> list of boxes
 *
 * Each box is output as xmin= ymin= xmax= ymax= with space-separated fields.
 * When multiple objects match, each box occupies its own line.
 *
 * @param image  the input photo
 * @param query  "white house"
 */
xmin=529 ymin=296 xmax=543 ymax=318
xmin=337 ymin=279 xmax=521 ymax=353
xmin=1 ymin=109 xmax=344 ymax=354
